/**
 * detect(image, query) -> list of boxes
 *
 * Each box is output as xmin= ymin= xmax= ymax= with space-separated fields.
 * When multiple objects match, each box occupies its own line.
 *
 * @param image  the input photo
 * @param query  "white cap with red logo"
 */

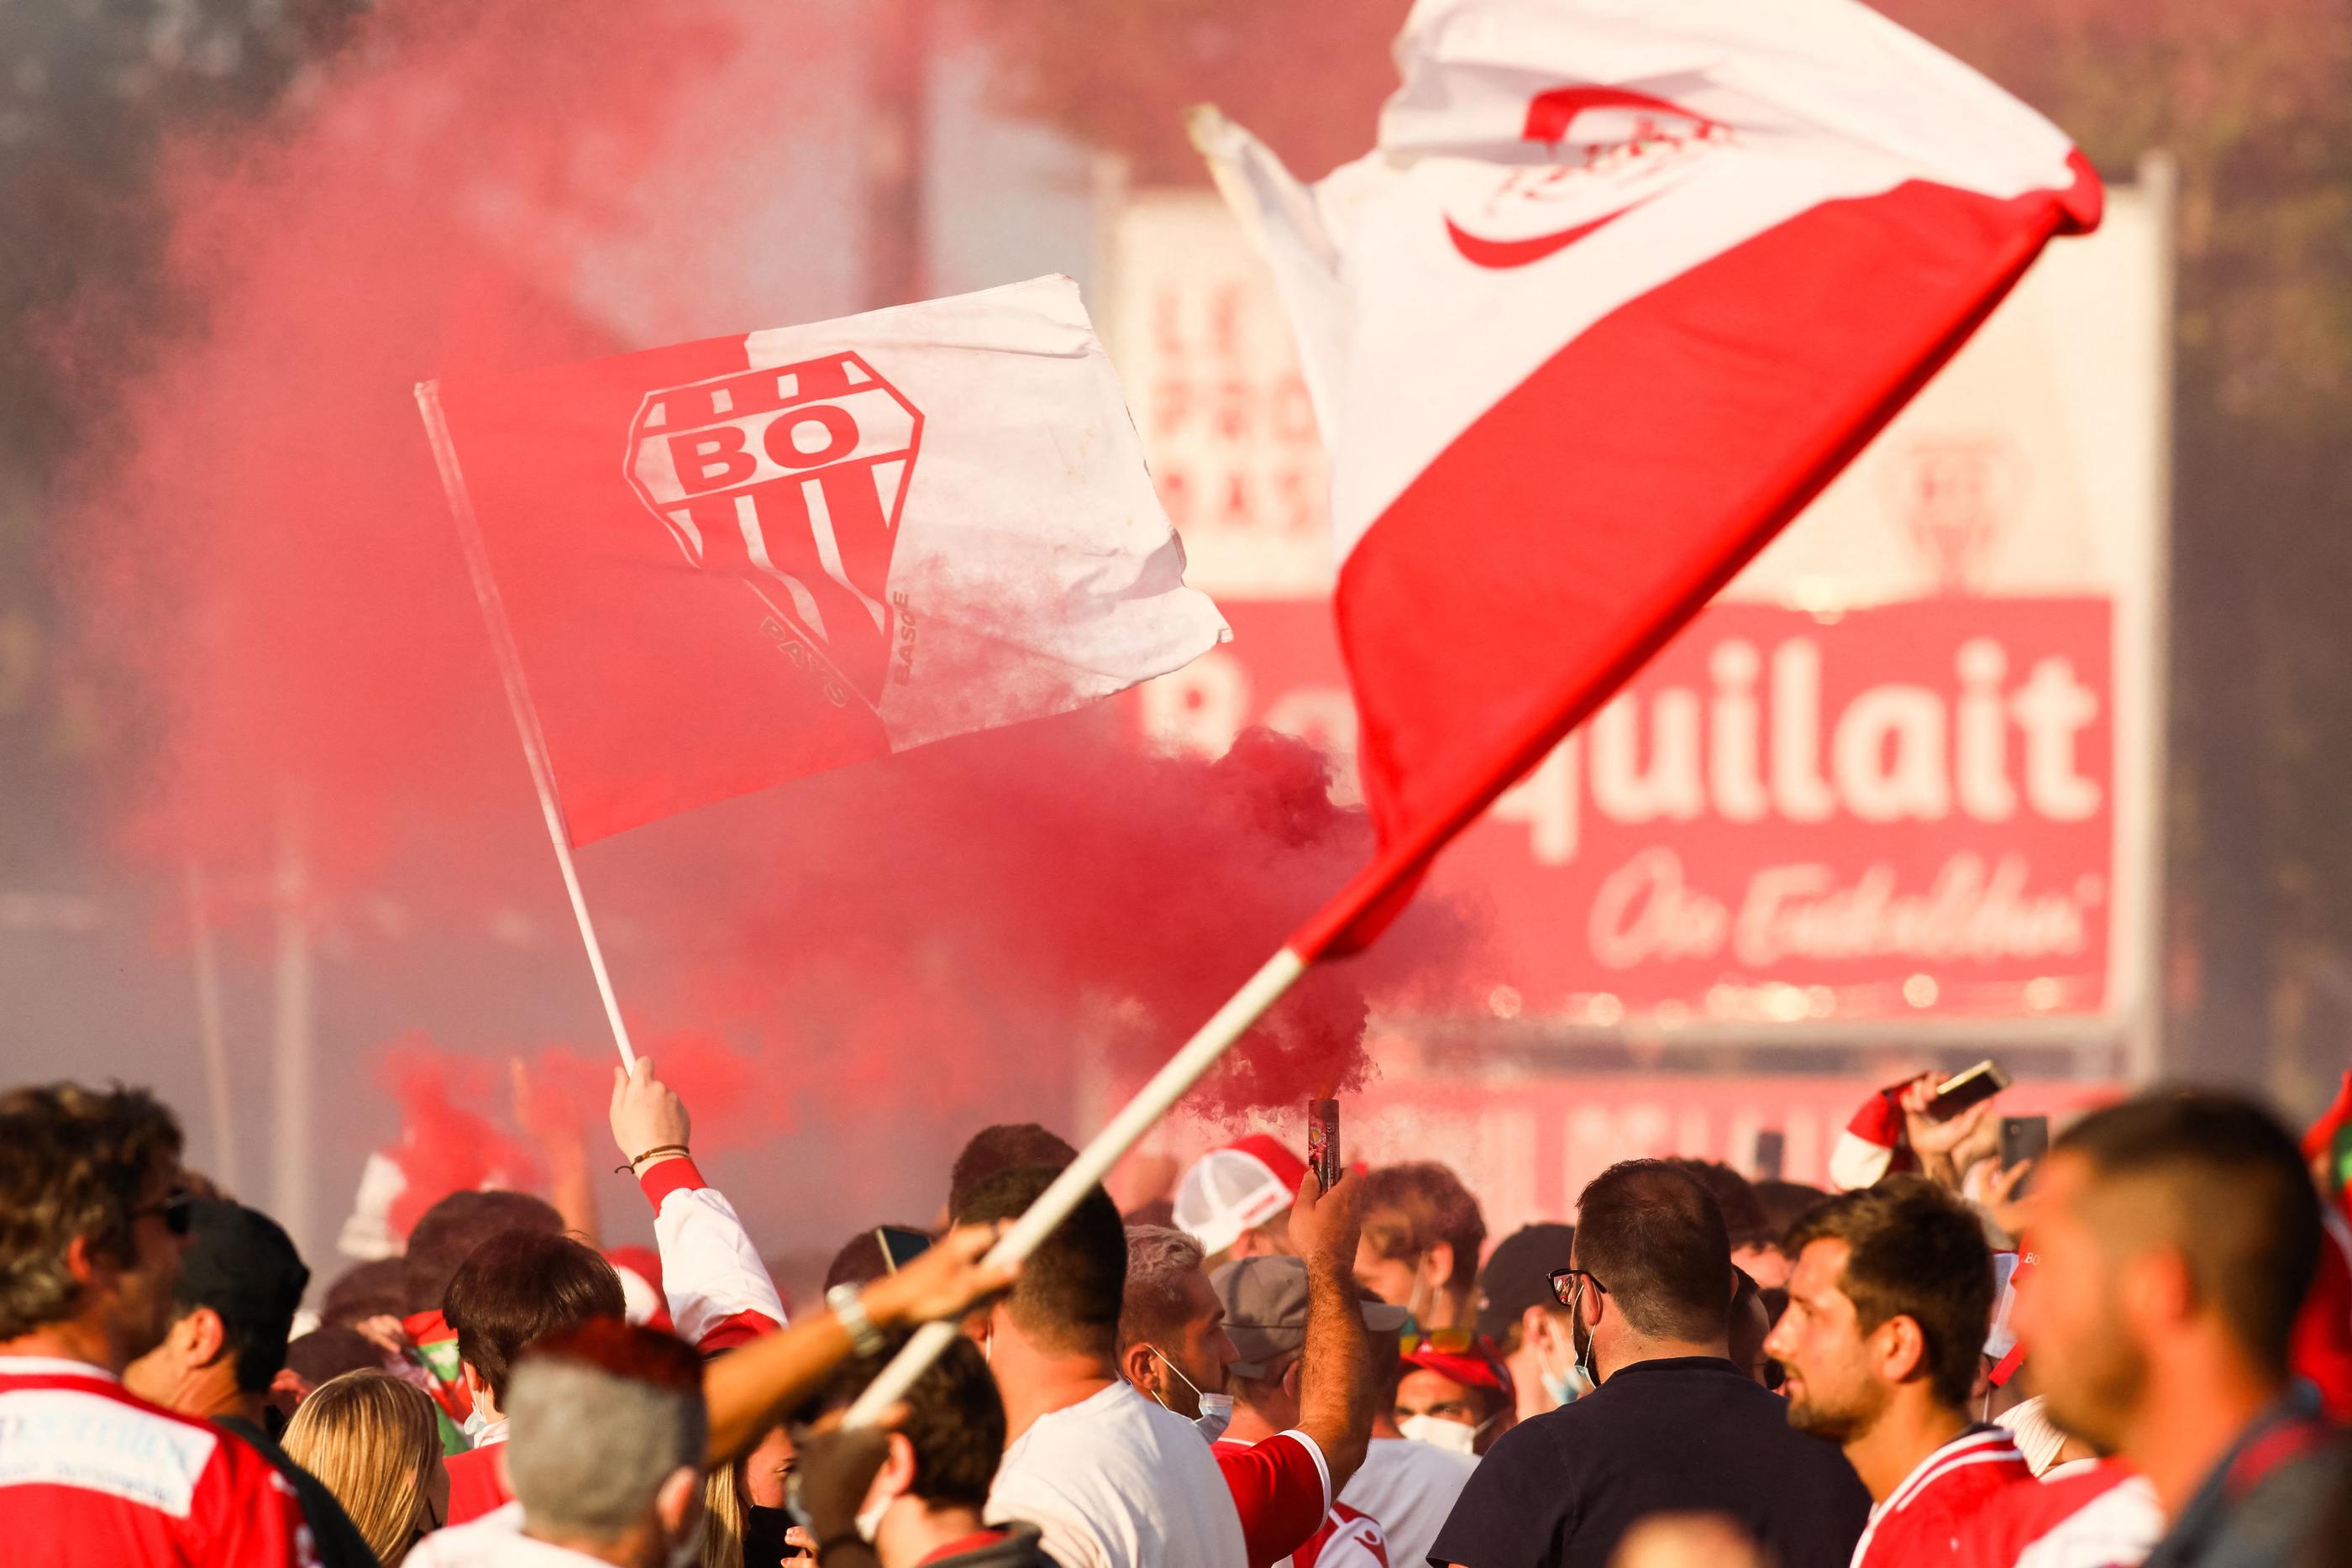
xmin=1173 ymin=1135 xmax=1310 ymax=1257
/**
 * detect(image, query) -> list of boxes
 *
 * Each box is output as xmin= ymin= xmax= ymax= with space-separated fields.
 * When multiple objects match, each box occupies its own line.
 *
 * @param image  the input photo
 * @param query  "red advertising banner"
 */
xmin=1138 ymin=595 xmax=2113 ymax=1022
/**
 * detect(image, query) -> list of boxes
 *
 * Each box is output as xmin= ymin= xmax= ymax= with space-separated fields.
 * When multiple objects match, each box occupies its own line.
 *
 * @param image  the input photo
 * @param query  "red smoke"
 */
xmin=49 ymin=0 xmax=1477 ymax=1245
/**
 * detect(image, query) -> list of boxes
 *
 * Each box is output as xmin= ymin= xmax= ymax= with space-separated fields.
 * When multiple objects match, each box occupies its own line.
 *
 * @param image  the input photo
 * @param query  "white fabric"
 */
xmin=650 ymin=1182 xmax=789 ymax=1340
xmin=1174 ymin=1149 xmax=1295 ymax=1258
xmin=2013 ymin=1473 xmax=2160 ymax=1568
xmin=1995 ymin=1395 xmax=2069 ymax=1476
xmin=629 ymin=275 xmax=1230 ymax=750
xmin=407 ymin=1507 xmax=595 ymax=1568
xmin=1828 ymin=1130 xmax=1898 ymax=1193
xmin=1195 ymin=0 xmax=2082 ymax=563
xmin=1338 ymin=1436 xmax=1479 ymax=1568
xmin=985 ymin=1381 xmax=1247 ymax=1568
xmin=0 ymin=1384 xmax=217 ymax=1516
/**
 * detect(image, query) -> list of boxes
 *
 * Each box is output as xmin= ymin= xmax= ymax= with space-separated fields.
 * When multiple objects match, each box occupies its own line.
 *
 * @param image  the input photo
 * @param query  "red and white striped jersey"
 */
xmin=0 ymin=1357 xmax=319 ymax=1566
xmin=1852 ymin=1426 xmax=2034 ymax=1568
xmin=1954 ymin=1460 xmax=2161 ymax=1568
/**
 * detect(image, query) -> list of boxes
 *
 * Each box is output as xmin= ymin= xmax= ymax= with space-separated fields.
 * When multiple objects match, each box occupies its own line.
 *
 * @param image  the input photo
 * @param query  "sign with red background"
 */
xmin=1137 ymin=595 xmax=2113 ymax=1022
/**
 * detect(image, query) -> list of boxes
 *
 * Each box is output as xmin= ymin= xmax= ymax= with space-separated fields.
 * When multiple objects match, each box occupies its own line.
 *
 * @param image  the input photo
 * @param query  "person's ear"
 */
xmin=1874 ymin=1314 xmax=1928 ymax=1385
xmin=64 ymin=1234 xmax=107 ymax=1291
xmin=881 ymin=1431 xmax=917 ymax=1494
xmin=1425 ymin=1243 xmax=1456 ymax=1294
xmin=1521 ymin=1303 xmax=1551 ymax=1352
xmin=460 ymin=1361 xmax=487 ymax=1400
xmin=1284 ymin=1357 xmax=1305 ymax=1405
xmin=2119 ymin=1246 xmax=2193 ymax=1342
xmin=186 ymin=1306 xmax=230 ymax=1370
xmin=654 ymin=1464 xmax=700 ymax=1539
xmin=1118 ymin=1340 xmax=1159 ymax=1394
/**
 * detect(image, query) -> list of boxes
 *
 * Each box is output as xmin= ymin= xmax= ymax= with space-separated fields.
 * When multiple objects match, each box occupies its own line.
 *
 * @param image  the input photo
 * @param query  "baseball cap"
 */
xmin=1174 ymin=1135 xmax=1309 ymax=1257
xmin=1402 ymin=1336 xmax=1517 ymax=1402
xmin=1475 ymin=1222 xmax=1578 ymax=1343
xmin=1213 ymin=1256 xmax=1408 ymax=1377
xmin=176 ymin=1200 xmax=311 ymax=1351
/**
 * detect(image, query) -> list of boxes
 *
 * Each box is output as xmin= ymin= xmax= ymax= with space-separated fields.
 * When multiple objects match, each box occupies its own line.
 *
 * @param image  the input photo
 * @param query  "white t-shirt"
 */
xmin=986 ymin=1381 xmax=1248 ymax=1568
xmin=1338 ymin=1436 xmax=1480 ymax=1568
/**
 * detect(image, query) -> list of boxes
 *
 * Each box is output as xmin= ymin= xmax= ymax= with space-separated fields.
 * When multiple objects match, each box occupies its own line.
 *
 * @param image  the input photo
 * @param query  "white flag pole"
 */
xmin=845 ymin=943 xmax=1309 ymax=1425
xmin=415 ymin=381 xmax=638 ymax=1069
xmin=182 ymin=859 xmax=239 ymax=1193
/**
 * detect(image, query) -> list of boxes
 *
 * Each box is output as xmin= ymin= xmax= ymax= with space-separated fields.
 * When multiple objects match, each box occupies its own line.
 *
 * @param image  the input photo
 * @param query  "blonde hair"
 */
xmin=700 ymin=1460 xmax=746 ymax=1568
xmin=283 ymin=1371 xmax=442 ymax=1566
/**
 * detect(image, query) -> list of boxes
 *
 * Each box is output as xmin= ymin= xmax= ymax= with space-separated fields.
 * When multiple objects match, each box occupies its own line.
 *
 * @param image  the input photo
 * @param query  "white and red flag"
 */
xmin=419 ymin=275 xmax=1227 ymax=845
xmin=1195 ymin=0 xmax=2103 ymax=953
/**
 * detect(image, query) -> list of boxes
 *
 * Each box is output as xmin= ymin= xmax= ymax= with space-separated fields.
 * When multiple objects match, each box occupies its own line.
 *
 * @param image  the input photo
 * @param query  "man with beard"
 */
xmin=2008 ymin=1092 xmax=2334 ymax=1568
xmin=0 ymin=1083 xmax=316 ymax=1565
xmin=1764 ymin=1177 xmax=2029 ymax=1568
xmin=1431 ymin=1160 xmax=1867 ymax=1568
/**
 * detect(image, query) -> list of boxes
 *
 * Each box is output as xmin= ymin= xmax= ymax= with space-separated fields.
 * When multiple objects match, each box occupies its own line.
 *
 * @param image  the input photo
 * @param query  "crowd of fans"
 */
xmin=3 ymin=1056 xmax=2349 ymax=1568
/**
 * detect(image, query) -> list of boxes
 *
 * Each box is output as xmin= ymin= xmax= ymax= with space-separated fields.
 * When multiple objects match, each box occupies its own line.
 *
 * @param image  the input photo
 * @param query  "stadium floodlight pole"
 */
xmin=844 ymin=943 xmax=1309 ymax=1426
xmin=416 ymin=380 xmax=639 ymax=1070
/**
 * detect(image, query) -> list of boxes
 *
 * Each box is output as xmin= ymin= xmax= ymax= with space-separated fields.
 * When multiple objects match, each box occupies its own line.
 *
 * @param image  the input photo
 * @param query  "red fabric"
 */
xmin=1402 ymin=1344 xmax=1515 ymax=1402
xmin=919 ymin=1529 xmax=1015 ymax=1565
xmin=427 ymin=339 xmax=895 ymax=845
xmin=638 ymin=1156 xmax=710 ymax=1212
xmin=2288 ymin=1214 xmax=2352 ymax=1422
xmin=1847 ymin=1086 xmax=1913 ymax=1156
xmin=2302 ymin=1070 xmax=2352 ymax=1160
xmin=402 ymin=1307 xmax=474 ymax=1423
xmin=1856 ymin=1429 xmax=2032 ymax=1568
xmin=0 ymin=1362 xmax=318 ymax=1566
xmin=1294 ymin=161 xmax=2101 ymax=957
xmin=1213 ymin=1433 xmax=1331 ymax=1568
xmin=605 ymin=1244 xmax=677 ymax=1335
xmin=442 ymin=1440 xmax=513 ymax=1524
xmin=1224 ymin=1134 xmax=1310 ymax=1194
xmin=1952 ymin=1460 xmax=2145 ymax=1568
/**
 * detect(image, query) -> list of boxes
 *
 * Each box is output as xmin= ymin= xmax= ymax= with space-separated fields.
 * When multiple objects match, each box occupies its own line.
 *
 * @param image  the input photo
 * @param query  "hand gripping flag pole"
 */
xmin=417 ymin=380 xmax=640 ymax=1069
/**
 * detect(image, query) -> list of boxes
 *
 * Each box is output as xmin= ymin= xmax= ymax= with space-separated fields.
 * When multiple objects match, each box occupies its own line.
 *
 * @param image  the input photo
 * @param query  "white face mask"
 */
xmin=1399 ymin=1413 xmax=1482 ymax=1456
xmin=854 ymin=1492 xmax=893 ymax=1545
xmin=1143 ymin=1345 xmax=1233 ymax=1443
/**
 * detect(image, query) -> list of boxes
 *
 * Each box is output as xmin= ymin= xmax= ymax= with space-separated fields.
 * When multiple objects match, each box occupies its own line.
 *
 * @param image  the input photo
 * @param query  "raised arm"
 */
xmin=608 ymin=1057 xmax=785 ymax=1351
xmin=1288 ymin=1166 xmax=1375 ymax=1494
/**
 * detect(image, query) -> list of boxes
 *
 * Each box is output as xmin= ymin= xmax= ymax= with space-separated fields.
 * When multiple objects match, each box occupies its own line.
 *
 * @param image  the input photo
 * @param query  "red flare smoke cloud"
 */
xmin=49 ymin=0 xmax=1478 ymax=1248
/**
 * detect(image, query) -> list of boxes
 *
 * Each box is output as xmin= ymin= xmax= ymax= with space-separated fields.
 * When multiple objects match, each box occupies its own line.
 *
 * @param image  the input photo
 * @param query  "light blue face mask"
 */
xmin=1536 ymin=1329 xmax=1593 ymax=1407
xmin=1145 ymin=1345 xmax=1233 ymax=1442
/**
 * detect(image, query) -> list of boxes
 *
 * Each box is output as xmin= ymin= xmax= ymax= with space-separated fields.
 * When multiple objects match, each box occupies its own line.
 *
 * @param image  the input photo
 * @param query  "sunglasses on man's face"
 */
xmin=1399 ymin=1329 xmax=1478 ymax=1355
xmin=1548 ymin=1267 xmax=1606 ymax=1308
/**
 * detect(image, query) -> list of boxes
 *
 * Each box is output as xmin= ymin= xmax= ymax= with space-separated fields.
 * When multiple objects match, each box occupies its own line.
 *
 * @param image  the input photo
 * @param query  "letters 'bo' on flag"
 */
xmin=420 ymin=275 xmax=1229 ymax=845
xmin=1196 ymin=0 xmax=2103 ymax=955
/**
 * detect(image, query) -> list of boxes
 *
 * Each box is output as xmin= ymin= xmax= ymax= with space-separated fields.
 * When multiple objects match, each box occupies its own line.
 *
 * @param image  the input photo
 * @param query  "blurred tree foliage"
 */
xmin=976 ymin=0 xmax=2352 ymax=1098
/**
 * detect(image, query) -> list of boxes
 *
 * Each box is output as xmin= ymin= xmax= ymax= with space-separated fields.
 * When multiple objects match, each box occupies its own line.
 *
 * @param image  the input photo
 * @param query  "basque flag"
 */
xmin=1198 ymin=0 xmax=2103 ymax=954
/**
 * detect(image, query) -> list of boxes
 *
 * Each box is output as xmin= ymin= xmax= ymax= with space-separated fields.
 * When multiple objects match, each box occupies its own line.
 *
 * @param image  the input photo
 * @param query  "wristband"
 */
xmin=612 ymin=1143 xmax=690 ymax=1174
xmin=827 ymin=1282 xmax=886 ymax=1356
